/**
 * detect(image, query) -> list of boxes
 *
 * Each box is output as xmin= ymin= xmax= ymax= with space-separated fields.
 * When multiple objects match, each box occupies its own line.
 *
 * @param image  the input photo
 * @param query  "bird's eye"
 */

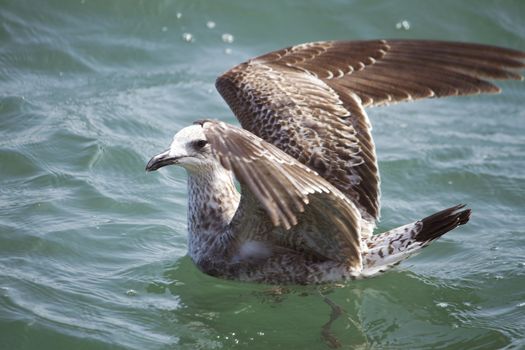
xmin=194 ymin=140 xmax=208 ymax=149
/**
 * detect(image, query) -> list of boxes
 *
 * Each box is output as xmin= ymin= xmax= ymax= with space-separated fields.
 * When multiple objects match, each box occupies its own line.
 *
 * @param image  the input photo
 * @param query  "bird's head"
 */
xmin=145 ymin=123 xmax=214 ymax=173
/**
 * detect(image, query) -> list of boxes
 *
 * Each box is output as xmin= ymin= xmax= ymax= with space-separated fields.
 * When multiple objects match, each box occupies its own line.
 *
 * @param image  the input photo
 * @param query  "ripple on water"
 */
xmin=0 ymin=0 xmax=524 ymax=349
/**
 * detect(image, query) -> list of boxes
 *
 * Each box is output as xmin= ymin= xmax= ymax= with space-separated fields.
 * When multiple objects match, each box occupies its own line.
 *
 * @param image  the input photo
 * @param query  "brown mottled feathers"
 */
xmin=216 ymin=40 xmax=525 ymax=223
xmin=202 ymin=121 xmax=362 ymax=266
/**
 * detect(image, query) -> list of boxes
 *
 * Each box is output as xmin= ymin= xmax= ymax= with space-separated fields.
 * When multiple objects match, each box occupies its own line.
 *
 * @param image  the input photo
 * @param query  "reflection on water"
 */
xmin=0 ymin=0 xmax=524 ymax=349
xmin=152 ymin=258 xmax=512 ymax=349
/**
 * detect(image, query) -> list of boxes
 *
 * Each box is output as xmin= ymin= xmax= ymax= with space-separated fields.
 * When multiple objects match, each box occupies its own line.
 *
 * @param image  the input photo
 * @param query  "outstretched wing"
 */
xmin=202 ymin=120 xmax=362 ymax=266
xmin=216 ymin=40 xmax=525 ymax=224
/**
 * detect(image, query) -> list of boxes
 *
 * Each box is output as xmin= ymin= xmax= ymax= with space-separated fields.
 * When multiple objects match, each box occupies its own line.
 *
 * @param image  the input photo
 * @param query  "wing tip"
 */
xmin=489 ymin=85 xmax=502 ymax=94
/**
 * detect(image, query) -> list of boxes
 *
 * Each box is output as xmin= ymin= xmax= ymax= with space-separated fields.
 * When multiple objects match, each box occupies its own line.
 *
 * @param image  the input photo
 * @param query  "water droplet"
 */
xmin=126 ymin=289 xmax=138 ymax=296
xmin=207 ymin=21 xmax=216 ymax=29
xmin=224 ymin=48 xmax=232 ymax=55
xmin=176 ymin=12 xmax=182 ymax=19
xmin=182 ymin=33 xmax=194 ymax=43
xmin=448 ymin=180 xmax=453 ymax=185
xmin=436 ymin=302 xmax=448 ymax=308
xmin=222 ymin=33 xmax=234 ymax=43
xmin=234 ymin=339 xmax=239 ymax=344
xmin=257 ymin=331 xmax=265 ymax=336
xmin=161 ymin=26 xmax=168 ymax=32
xmin=396 ymin=20 xmax=411 ymax=30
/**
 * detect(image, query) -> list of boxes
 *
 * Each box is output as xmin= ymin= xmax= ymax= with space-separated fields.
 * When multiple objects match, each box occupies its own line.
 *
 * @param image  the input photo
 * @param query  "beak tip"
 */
xmin=146 ymin=149 xmax=177 ymax=172
xmin=145 ymin=158 xmax=159 ymax=172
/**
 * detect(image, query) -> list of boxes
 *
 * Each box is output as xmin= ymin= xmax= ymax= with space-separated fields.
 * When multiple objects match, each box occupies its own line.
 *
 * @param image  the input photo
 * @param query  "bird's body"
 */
xmin=146 ymin=40 xmax=524 ymax=284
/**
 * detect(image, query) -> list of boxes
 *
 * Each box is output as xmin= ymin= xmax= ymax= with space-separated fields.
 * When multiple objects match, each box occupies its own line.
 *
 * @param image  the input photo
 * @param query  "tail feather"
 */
xmin=416 ymin=204 xmax=471 ymax=243
xmin=360 ymin=204 xmax=471 ymax=277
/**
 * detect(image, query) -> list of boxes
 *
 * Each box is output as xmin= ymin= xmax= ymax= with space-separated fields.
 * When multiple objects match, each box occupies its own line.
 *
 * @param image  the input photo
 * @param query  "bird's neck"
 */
xmin=186 ymin=164 xmax=240 ymax=240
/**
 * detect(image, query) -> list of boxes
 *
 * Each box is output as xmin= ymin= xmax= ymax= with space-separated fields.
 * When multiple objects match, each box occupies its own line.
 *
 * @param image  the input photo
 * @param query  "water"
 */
xmin=1 ymin=0 xmax=524 ymax=349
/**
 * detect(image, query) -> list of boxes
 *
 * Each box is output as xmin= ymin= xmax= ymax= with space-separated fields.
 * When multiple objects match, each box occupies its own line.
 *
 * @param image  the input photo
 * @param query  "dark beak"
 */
xmin=145 ymin=150 xmax=179 ymax=172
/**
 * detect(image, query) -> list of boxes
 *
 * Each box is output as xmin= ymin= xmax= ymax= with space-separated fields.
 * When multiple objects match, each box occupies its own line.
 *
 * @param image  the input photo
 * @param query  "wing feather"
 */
xmin=216 ymin=39 xmax=525 ymax=225
xmin=203 ymin=121 xmax=362 ymax=266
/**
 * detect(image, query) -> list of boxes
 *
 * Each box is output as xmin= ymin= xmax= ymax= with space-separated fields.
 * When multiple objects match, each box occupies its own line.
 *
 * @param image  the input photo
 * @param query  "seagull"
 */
xmin=146 ymin=40 xmax=524 ymax=284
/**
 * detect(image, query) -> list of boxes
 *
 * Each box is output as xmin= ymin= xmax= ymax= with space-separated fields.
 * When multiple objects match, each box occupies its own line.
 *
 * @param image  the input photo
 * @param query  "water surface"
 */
xmin=1 ymin=0 xmax=525 ymax=349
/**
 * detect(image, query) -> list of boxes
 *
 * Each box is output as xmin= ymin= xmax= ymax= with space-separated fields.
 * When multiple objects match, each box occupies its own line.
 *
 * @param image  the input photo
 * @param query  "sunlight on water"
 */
xmin=221 ymin=33 xmax=235 ymax=44
xmin=0 ymin=0 xmax=524 ymax=349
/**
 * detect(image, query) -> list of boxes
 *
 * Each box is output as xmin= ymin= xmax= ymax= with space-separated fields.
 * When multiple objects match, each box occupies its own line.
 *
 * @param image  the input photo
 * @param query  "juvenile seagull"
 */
xmin=146 ymin=40 xmax=525 ymax=284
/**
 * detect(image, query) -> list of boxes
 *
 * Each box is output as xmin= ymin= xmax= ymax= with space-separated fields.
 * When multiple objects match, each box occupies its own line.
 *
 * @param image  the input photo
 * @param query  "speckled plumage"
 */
xmin=146 ymin=40 xmax=524 ymax=284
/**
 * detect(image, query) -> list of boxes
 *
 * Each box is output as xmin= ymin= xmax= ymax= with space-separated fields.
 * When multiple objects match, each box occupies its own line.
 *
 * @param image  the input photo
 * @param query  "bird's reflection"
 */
xmin=145 ymin=257 xmax=482 ymax=348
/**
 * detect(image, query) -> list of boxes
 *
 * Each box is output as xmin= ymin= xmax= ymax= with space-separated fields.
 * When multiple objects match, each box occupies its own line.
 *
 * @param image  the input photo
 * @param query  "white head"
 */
xmin=146 ymin=124 xmax=216 ymax=173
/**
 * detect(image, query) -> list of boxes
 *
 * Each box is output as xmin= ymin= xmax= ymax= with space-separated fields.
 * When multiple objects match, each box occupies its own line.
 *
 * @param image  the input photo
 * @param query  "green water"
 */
xmin=1 ymin=0 xmax=525 ymax=349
